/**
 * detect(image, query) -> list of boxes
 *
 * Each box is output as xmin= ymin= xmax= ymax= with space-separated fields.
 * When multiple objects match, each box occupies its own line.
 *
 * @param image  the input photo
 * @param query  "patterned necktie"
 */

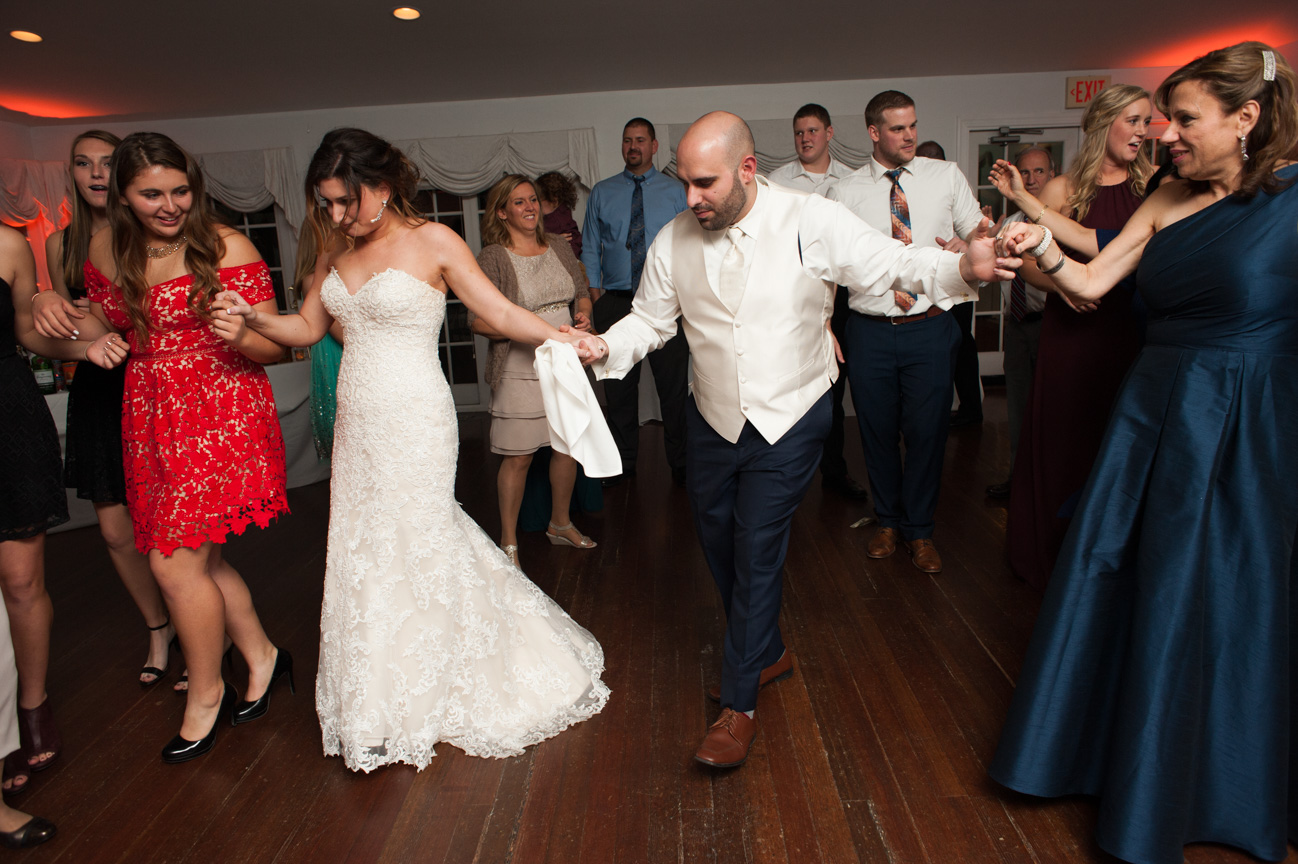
xmin=1008 ymin=274 xmax=1028 ymax=322
xmin=718 ymin=226 xmax=746 ymax=313
xmin=627 ymin=175 xmax=646 ymax=291
xmin=885 ymin=168 xmax=917 ymax=312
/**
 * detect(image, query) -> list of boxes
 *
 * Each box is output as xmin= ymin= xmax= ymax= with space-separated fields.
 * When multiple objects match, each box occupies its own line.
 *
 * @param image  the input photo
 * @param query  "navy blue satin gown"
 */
xmin=991 ymin=164 xmax=1298 ymax=864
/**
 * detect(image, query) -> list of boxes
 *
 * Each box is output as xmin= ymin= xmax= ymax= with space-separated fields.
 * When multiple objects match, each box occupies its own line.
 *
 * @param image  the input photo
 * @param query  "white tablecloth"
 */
xmin=45 ymin=360 xmax=330 ymax=533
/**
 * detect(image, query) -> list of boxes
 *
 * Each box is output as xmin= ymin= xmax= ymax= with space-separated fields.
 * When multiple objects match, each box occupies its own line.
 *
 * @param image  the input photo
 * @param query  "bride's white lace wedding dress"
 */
xmin=316 ymin=267 xmax=610 ymax=773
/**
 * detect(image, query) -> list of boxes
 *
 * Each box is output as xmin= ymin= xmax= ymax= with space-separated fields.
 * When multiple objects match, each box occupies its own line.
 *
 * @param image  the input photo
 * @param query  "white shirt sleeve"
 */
xmin=797 ymin=195 xmax=972 ymax=309
xmin=591 ymin=225 xmax=682 ymax=380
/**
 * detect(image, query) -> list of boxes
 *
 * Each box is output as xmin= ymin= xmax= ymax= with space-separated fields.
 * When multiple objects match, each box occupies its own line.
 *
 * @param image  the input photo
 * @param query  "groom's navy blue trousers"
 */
xmin=686 ymin=390 xmax=832 ymax=713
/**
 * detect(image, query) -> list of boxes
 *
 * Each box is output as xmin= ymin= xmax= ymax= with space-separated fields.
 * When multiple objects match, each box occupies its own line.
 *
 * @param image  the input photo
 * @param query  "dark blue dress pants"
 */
xmin=846 ymin=310 xmax=960 ymax=540
xmin=686 ymin=391 xmax=831 ymax=712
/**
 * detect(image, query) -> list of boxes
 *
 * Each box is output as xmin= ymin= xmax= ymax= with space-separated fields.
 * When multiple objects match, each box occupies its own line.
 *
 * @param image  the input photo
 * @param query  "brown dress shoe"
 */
xmin=907 ymin=538 xmax=942 ymax=573
xmin=707 ymin=650 xmax=794 ymax=702
xmin=694 ymin=708 xmax=757 ymax=768
xmin=866 ymin=526 xmax=899 ymax=559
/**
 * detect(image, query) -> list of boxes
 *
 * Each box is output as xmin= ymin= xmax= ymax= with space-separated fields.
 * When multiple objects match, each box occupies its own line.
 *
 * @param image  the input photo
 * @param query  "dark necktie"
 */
xmin=627 ymin=175 xmax=646 ymax=292
xmin=1008 ymin=274 xmax=1029 ymax=322
xmin=885 ymin=168 xmax=917 ymax=312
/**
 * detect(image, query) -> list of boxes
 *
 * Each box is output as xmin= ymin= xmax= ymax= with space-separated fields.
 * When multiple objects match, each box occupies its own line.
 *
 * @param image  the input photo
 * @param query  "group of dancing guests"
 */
xmin=0 ymin=40 xmax=1293 ymax=864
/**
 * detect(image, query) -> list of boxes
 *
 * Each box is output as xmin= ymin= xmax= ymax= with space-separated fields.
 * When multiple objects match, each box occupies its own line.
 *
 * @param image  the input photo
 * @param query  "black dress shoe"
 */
xmin=161 ymin=683 xmax=237 ymax=764
xmin=985 ymin=480 xmax=1011 ymax=499
xmin=949 ymin=412 xmax=983 ymax=429
xmin=822 ymin=474 xmax=870 ymax=500
xmin=232 ymin=649 xmax=295 ymax=726
xmin=0 ymin=815 xmax=56 ymax=849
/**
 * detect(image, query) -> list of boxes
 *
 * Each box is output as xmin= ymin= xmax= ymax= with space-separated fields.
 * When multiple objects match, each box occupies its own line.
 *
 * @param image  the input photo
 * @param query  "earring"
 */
xmin=1240 ymin=135 xmax=1249 ymax=162
xmin=369 ymin=198 xmax=389 ymax=224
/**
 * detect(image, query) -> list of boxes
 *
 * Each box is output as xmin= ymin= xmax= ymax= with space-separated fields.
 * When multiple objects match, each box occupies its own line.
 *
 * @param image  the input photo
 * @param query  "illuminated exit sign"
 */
xmin=1066 ymin=75 xmax=1110 ymax=108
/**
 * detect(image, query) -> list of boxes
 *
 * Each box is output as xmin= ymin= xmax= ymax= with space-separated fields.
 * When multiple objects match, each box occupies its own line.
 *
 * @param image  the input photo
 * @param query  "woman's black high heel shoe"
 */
xmin=232 ymin=649 xmax=294 ymax=726
xmin=141 ymin=618 xmax=178 ymax=688
xmin=161 ymin=683 xmax=237 ymax=764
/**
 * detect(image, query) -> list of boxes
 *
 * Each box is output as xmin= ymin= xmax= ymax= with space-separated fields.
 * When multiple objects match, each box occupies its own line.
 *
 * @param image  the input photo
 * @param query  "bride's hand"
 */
xmin=215 ymin=290 xmax=260 ymax=327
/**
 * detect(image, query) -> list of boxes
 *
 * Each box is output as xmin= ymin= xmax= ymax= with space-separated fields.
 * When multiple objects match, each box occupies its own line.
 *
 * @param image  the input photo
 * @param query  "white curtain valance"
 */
xmin=199 ymin=146 xmax=306 ymax=232
xmin=394 ymin=128 xmax=599 ymax=196
xmin=663 ymin=119 xmax=873 ymax=176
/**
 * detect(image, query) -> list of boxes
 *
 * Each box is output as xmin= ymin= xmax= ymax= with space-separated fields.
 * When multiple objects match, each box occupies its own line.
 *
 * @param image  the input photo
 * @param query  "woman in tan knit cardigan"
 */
xmin=470 ymin=175 xmax=596 ymax=570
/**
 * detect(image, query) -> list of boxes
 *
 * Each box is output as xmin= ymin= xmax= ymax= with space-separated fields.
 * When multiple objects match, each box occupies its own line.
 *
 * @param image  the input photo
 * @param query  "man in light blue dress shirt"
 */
xmin=581 ymin=118 xmax=689 ymax=487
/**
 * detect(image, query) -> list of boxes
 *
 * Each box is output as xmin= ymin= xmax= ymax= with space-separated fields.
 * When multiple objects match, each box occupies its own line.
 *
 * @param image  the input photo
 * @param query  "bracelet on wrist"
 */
xmin=1029 ymin=205 xmax=1048 ymax=224
xmin=1028 ymin=226 xmax=1054 ymax=259
xmin=1040 ymin=250 xmax=1067 ymax=275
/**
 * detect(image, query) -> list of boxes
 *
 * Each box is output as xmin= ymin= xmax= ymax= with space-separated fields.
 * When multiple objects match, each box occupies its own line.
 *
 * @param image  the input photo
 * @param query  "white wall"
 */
xmin=23 ymin=64 xmax=1180 ymax=189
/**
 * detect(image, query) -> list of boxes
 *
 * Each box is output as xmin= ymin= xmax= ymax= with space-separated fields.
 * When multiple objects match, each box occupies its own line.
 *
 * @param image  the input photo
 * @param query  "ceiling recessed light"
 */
xmin=392 ymin=7 xmax=420 ymax=20
xmin=9 ymin=30 xmax=42 ymax=43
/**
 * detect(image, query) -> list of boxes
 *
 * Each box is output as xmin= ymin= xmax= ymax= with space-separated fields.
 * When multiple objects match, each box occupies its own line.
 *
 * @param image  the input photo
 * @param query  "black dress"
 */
xmin=0 ymin=278 xmax=68 ymax=540
xmin=61 ymin=281 xmax=127 ymax=504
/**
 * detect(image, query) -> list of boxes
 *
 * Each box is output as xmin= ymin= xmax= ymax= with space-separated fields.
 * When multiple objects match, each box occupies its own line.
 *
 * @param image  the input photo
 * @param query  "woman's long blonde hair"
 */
xmin=107 ymin=132 xmax=226 ymax=348
xmin=1067 ymin=84 xmax=1153 ymax=221
xmin=60 ymin=130 xmax=121 ymax=294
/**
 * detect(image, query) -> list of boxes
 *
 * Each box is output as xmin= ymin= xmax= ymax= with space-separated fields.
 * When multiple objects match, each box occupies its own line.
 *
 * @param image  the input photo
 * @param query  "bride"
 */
xmin=216 ymin=128 xmax=610 ymax=772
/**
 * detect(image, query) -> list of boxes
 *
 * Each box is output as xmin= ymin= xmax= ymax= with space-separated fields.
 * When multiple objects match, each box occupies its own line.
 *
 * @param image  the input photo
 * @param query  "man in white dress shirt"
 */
xmin=828 ymin=90 xmax=984 ymax=575
xmin=986 ymin=146 xmax=1056 ymax=499
xmin=768 ymin=104 xmax=867 ymax=502
xmin=574 ymin=112 xmax=1009 ymax=768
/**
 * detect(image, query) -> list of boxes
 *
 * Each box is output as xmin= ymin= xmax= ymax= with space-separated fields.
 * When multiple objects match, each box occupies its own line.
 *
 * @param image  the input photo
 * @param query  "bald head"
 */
xmin=679 ymin=111 xmax=755 ymax=171
xmin=676 ymin=112 xmax=759 ymax=231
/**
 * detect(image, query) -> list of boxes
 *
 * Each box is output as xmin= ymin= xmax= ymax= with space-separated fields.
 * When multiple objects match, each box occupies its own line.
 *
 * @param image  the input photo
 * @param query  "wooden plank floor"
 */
xmin=25 ymin=390 xmax=1296 ymax=864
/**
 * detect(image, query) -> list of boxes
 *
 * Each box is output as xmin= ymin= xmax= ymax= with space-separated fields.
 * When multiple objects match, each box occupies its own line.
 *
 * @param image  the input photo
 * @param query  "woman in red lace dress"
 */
xmin=80 ymin=132 xmax=291 ymax=762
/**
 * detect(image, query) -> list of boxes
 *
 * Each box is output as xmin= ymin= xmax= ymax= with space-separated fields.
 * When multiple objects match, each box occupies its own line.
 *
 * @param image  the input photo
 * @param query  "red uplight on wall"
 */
xmin=0 ymin=91 xmax=107 ymax=120
xmin=1134 ymin=23 xmax=1298 ymax=68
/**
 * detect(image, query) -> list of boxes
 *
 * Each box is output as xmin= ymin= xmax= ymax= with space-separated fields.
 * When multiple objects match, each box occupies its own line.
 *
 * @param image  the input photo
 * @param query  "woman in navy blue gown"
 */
xmin=990 ymin=42 xmax=1298 ymax=864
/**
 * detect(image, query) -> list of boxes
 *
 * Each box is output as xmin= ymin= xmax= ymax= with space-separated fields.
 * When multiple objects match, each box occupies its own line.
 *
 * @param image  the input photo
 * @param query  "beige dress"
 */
xmin=489 ymin=247 xmax=578 ymax=455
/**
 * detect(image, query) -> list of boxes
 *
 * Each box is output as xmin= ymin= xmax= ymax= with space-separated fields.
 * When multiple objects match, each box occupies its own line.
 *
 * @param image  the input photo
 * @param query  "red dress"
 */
xmin=85 ymin=260 xmax=289 ymax=555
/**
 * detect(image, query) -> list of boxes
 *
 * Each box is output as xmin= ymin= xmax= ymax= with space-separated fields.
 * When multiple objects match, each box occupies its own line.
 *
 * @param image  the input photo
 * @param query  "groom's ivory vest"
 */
xmin=670 ymin=182 xmax=837 ymax=445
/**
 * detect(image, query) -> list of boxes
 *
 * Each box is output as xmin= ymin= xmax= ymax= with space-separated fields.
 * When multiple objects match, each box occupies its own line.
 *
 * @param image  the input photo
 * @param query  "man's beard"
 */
xmin=694 ymin=173 xmax=746 ymax=231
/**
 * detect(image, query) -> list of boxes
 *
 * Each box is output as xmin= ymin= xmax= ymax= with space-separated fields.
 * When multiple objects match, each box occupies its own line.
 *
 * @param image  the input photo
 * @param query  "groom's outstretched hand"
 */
xmin=558 ymin=324 xmax=608 ymax=366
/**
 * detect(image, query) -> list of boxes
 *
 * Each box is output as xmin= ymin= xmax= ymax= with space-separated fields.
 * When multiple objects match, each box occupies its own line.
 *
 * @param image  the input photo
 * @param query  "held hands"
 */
xmin=961 ymin=216 xmax=1021 ymax=282
xmin=556 ymin=326 xmax=608 ymax=366
xmin=210 ymin=290 xmax=257 ymax=346
xmin=996 ymin=222 xmax=1045 ymax=258
xmin=84 ymin=332 xmax=128 ymax=369
xmin=31 ymin=290 xmax=86 ymax=340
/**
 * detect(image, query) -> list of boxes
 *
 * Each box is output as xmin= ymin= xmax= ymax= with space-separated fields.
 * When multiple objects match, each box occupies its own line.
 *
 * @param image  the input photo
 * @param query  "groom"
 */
xmin=575 ymin=112 xmax=1006 ymax=767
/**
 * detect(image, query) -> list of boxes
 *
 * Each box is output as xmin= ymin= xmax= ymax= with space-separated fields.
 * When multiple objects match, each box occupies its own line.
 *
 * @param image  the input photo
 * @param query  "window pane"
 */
xmin=435 ymin=191 xmax=460 ymax=213
xmin=439 ymin=214 xmax=465 ymax=239
xmin=270 ymin=270 xmax=286 ymax=310
xmin=248 ymin=204 xmax=276 ymax=224
xmin=248 ymin=227 xmax=281 ymax=268
xmin=209 ymin=197 xmax=239 ymax=226
xmin=445 ymin=302 xmax=471 ymax=342
xmin=439 ymin=345 xmax=450 ymax=377
xmin=412 ymin=189 xmax=435 ymax=213
xmin=450 ymin=345 xmax=478 ymax=385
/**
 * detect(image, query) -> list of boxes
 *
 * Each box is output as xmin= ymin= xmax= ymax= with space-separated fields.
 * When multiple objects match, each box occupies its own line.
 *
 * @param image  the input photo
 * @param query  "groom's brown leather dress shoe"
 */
xmin=707 ymin=650 xmax=794 ymax=702
xmin=694 ymin=709 xmax=757 ymax=768
xmin=866 ymin=526 xmax=899 ymax=559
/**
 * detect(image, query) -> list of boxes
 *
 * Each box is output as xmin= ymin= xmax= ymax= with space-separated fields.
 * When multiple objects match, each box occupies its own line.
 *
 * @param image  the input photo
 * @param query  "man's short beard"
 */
xmin=697 ymin=171 xmax=747 ymax=231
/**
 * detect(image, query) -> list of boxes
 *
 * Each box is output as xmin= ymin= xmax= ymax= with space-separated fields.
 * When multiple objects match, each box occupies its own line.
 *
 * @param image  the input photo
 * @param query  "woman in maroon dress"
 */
xmin=989 ymin=84 xmax=1153 ymax=589
xmin=77 ymin=133 xmax=291 ymax=761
